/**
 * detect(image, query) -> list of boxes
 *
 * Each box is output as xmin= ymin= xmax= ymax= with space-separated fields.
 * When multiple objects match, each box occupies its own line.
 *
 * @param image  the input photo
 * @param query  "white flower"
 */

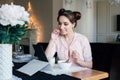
xmin=0 ymin=3 xmax=29 ymax=26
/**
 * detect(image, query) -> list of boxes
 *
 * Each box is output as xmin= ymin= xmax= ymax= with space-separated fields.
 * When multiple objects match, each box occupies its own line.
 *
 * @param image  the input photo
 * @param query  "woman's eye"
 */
xmin=64 ymin=23 xmax=68 ymax=26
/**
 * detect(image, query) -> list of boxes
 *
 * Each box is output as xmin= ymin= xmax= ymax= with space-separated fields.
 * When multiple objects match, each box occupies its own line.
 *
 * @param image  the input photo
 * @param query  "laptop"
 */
xmin=33 ymin=44 xmax=48 ymax=62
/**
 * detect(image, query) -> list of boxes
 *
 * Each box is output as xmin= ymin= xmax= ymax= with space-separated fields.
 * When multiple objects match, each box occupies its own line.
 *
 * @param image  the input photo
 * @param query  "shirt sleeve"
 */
xmin=46 ymin=40 xmax=57 ymax=59
xmin=82 ymin=37 xmax=92 ymax=61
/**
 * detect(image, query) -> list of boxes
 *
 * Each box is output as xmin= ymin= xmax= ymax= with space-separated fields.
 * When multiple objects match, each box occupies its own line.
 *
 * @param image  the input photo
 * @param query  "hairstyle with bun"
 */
xmin=57 ymin=8 xmax=81 ymax=28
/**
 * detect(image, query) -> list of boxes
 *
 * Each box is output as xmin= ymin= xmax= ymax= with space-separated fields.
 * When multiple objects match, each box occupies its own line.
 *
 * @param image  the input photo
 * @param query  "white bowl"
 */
xmin=58 ymin=60 xmax=72 ymax=70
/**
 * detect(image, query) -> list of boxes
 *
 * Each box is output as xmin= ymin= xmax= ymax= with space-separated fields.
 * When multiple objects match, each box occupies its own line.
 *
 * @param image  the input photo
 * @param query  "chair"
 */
xmin=90 ymin=43 xmax=113 ymax=80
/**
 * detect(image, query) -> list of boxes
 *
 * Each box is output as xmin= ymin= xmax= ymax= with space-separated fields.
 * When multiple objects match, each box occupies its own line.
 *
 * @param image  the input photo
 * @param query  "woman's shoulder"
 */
xmin=75 ymin=32 xmax=90 ymax=44
xmin=75 ymin=32 xmax=88 ymax=40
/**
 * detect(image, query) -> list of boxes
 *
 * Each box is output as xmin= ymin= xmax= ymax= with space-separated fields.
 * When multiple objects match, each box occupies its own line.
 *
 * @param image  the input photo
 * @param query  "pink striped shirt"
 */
xmin=48 ymin=32 xmax=92 ymax=62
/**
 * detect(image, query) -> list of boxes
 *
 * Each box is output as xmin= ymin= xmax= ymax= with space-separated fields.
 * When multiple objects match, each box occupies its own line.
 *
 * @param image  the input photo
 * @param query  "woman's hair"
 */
xmin=57 ymin=8 xmax=81 ymax=28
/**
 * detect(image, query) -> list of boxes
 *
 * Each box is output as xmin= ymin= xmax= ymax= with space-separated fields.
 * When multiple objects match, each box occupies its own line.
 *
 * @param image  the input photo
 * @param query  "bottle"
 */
xmin=17 ymin=45 xmax=24 ymax=55
xmin=116 ymin=34 xmax=120 ymax=42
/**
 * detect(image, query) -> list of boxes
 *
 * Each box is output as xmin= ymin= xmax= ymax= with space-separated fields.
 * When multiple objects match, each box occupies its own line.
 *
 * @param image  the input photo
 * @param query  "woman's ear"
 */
xmin=72 ymin=22 xmax=76 ymax=28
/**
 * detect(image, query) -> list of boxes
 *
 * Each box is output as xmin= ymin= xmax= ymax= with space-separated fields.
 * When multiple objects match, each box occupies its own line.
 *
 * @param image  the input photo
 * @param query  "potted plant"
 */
xmin=0 ymin=3 xmax=29 ymax=80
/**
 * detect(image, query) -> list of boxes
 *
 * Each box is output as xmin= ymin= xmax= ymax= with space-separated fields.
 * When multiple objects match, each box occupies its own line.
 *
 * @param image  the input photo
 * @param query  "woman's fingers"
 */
xmin=72 ymin=50 xmax=79 ymax=57
xmin=51 ymin=27 xmax=60 ymax=40
xmin=53 ymin=28 xmax=60 ymax=34
xmin=72 ymin=50 xmax=80 ymax=60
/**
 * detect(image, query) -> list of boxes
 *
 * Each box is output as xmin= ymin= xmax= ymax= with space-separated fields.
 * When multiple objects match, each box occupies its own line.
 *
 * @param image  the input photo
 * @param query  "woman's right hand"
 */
xmin=51 ymin=27 xmax=60 ymax=41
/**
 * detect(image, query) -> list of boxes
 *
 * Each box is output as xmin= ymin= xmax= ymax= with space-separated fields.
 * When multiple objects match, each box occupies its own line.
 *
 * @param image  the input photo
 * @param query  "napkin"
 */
xmin=40 ymin=63 xmax=89 ymax=76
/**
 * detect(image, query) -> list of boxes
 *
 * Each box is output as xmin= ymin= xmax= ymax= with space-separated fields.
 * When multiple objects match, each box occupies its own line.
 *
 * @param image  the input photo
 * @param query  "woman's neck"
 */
xmin=64 ymin=31 xmax=75 ymax=44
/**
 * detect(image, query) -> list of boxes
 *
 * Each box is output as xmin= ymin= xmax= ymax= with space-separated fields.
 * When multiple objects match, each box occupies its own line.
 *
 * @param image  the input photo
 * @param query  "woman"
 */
xmin=45 ymin=8 xmax=92 ymax=68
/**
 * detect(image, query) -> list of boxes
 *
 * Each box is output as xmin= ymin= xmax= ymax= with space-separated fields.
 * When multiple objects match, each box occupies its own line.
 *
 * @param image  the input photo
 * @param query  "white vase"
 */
xmin=0 ymin=44 xmax=12 ymax=80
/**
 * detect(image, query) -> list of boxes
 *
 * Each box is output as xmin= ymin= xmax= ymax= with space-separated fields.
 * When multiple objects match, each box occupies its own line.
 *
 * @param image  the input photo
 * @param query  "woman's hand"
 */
xmin=71 ymin=50 xmax=93 ymax=68
xmin=71 ymin=50 xmax=82 ymax=64
xmin=51 ymin=27 xmax=60 ymax=41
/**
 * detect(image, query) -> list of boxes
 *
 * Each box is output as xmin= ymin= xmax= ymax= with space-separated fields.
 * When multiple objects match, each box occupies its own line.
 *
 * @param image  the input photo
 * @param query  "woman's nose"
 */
xmin=60 ymin=24 xmax=64 ymax=29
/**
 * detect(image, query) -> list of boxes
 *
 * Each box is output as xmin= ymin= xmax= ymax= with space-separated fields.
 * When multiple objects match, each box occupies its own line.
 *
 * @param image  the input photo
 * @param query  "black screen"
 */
xmin=117 ymin=15 xmax=120 ymax=31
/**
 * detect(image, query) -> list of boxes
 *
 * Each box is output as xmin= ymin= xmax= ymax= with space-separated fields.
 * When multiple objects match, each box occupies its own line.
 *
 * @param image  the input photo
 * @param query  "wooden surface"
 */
xmin=71 ymin=69 xmax=109 ymax=80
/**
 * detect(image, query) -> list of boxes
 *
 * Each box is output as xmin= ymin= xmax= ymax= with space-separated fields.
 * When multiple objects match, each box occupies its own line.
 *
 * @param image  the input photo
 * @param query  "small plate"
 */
xmin=13 ymin=54 xmax=33 ymax=63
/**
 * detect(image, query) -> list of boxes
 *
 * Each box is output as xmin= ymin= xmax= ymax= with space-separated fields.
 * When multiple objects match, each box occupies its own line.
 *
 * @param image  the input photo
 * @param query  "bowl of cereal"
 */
xmin=58 ymin=60 xmax=72 ymax=70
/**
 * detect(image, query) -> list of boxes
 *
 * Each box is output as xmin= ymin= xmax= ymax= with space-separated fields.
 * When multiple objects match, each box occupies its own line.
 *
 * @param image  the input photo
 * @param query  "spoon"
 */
xmin=65 ymin=58 xmax=69 ymax=62
xmin=65 ymin=50 xmax=70 ymax=62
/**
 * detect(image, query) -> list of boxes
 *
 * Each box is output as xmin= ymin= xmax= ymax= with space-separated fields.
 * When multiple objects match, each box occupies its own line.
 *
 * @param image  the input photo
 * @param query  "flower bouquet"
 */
xmin=0 ymin=3 xmax=29 ymax=44
xmin=0 ymin=3 xmax=29 ymax=80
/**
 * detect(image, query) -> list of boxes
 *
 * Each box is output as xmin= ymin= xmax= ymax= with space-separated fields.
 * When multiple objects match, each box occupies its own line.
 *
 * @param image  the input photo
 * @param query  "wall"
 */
xmin=23 ymin=0 xmax=53 ymax=55
xmin=63 ymin=0 xmax=96 ymax=42
xmin=0 ymin=0 xmax=13 ymax=4
xmin=52 ymin=0 xmax=63 ymax=29
xmin=52 ymin=0 xmax=120 ymax=43
xmin=97 ymin=0 xmax=120 ymax=42
xmin=53 ymin=0 xmax=96 ymax=42
xmin=29 ymin=0 xmax=52 ymax=42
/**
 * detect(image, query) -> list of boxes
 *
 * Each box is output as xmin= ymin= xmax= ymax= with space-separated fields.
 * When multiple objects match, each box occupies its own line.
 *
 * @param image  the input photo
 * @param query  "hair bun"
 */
xmin=58 ymin=8 xmax=65 ymax=15
xmin=73 ymin=12 xmax=81 ymax=20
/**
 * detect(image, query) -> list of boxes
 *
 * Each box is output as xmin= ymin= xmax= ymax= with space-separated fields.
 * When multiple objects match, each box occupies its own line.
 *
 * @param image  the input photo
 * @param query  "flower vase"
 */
xmin=0 ymin=44 xmax=12 ymax=80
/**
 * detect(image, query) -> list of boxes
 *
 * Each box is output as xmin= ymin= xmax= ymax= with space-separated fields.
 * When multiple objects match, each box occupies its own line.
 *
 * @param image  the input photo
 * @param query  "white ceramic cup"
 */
xmin=49 ymin=57 xmax=55 ymax=67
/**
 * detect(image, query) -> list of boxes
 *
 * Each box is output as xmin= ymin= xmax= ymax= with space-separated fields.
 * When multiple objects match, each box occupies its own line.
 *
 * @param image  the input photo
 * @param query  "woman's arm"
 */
xmin=74 ymin=57 xmax=93 ymax=68
xmin=78 ymin=60 xmax=92 ymax=68
xmin=45 ymin=27 xmax=60 ymax=60
xmin=72 ymin=50 xmax=93 ymax=68
xmin=71 ymin=36 xmax=93 ymax=68
xmin=45 ymin=39 xmax=56 ymax=60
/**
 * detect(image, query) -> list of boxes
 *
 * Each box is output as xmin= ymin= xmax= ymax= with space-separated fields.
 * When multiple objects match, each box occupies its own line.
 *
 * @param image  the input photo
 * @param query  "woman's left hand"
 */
xmin=71 ymin=50 xmax=82 ymax=64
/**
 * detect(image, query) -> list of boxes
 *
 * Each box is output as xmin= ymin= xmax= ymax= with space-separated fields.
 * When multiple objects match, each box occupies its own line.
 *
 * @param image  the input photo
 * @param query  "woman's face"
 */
xmin=58 ymin=16 xmax=75 ymax=36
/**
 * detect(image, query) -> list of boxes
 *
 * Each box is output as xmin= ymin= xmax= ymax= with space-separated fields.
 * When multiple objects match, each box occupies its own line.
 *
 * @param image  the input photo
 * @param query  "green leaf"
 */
xmin=0 ymin=24 xmax=28 ymax=44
